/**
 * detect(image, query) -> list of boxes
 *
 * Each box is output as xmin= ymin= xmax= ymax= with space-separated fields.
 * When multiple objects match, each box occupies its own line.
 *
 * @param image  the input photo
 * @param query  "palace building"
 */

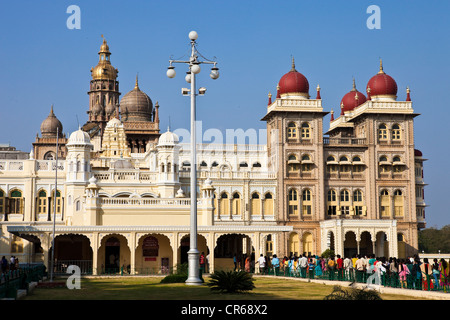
xmin=0 ymin=39 xmax=426 ymax=275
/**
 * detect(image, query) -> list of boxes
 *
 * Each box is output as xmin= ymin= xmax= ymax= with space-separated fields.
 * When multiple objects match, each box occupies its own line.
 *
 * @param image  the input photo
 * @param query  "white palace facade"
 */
xmin=0 ymin=39 xmax=427 ymax=274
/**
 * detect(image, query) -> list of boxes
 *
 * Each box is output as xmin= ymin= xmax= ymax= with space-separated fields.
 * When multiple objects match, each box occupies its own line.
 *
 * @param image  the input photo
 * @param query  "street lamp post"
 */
xmin=167 ymin=31 xmax=219 ymax=285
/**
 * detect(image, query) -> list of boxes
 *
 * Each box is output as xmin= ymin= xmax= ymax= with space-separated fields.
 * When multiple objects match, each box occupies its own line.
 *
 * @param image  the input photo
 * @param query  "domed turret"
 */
xmin=366 ymin=59 xmax=397 ymax=100
xmin=340 ymin=79 xmax=367 ymax=113
xmin=120 ymin=76 xmax=153 ymax=122
xmin=157 ymin=127 xmax=179 ymax=147
xmin=40 ymin=105 xmax=63 ymax=137
xmin=67 ymin=127 xmax=92 ymax=146
xmin=277 ymin=57 xmax=309 ymax=98
xmin=90 ymin=37 xmax=118 ymax=81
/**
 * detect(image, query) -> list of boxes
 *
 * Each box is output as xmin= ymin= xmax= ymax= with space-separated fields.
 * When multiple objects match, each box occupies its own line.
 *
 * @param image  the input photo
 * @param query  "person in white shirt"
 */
xmin=256 ymin=254 xmax=266 ymax=274
xmin=298 ymin=254 xmax=308 ymax=278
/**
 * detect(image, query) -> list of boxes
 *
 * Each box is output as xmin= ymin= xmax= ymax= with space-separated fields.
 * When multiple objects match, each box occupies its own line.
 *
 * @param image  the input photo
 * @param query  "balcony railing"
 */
xmin=323 ymin=137 xmax=367 ymax=146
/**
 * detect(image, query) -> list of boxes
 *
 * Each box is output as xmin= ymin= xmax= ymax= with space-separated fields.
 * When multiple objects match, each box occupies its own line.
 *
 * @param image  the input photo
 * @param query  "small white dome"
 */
xmin=67 ymin=128 xmax=92 ymax=146
xmin=157 ymin=127 xmax=179 ymax=147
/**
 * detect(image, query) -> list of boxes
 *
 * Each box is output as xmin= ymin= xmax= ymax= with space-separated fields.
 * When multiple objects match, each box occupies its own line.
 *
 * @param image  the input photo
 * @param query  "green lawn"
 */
xmin=23 ymin=276 xmax=429 ymax=300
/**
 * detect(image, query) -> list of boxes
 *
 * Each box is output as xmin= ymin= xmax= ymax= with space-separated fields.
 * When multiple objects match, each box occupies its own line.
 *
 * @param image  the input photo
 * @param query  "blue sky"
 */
xmin=0 ymin=0 xmax=449 ymax=228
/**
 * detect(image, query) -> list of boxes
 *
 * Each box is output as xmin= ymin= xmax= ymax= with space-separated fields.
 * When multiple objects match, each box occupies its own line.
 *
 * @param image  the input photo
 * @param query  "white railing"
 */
xmin=36 ymin=160 xmax=65 ymax=171
xmin=99 ymin=197 xmax=192 ymax=206
xmin=179 ymin=171 xmax=276 ymax=179
xmin=94 ymin=171 xmax=158 ymax=182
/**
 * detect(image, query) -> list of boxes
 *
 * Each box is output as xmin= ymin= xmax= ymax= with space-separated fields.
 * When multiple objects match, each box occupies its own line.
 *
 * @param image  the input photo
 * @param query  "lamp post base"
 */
xmin=185 ymin=248 xmax=202 ymax=286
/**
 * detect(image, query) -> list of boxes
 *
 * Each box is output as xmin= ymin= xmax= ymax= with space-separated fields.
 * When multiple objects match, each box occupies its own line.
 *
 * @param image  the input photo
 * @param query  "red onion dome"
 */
xmin=278 ymin=58 xmax=309 ymax=97
xmin=414 ymin=149 xmax=423 ymax=157
xmin=366 ymin=60 xmax=397 ymax=97
xmin=340 ymin=79 xmax=367 ymax=113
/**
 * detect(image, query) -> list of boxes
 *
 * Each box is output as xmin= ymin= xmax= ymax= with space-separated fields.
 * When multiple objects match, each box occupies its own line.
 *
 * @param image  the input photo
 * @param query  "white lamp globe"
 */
xmin=189 ymin=31 xmax=198 ymax=41
xmin=191 ymin=64 xmax=201 ymax=74
xmin=185 ymin=72 xmax=192 ymax=83
xmin=210 ymin=68 xmax=219 ymax=80
xmin=167 ymin=67 xmax=176 ymax=78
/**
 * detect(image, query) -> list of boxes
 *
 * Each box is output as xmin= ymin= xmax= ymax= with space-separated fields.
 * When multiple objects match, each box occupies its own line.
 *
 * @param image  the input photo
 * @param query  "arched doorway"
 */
xmin=375 ymin=231 xmax=389 ymax=258
xmin=288 ymin=233 xmax=299 ymax=256
xmin=359 ymin=231 xmax=373 ymax=256
xmin=105 ymin=237 xmax=121 ymax=273
xmin=98 ymin=234 xmax=131 ymax=274
xmin=214 ymin=234 xmax=253 ymax=271
xmin=136 ymin=234 xmax=173 ymax=274
xmin=344 ymin=231 xmax=357 ymax=258
xmin=302 ymin=232 xmax=313 ymax=256
xmin=50 ymin=234 xmax=93 ymax=274
xmin=179 ymin=235 xmax=208 ymax=266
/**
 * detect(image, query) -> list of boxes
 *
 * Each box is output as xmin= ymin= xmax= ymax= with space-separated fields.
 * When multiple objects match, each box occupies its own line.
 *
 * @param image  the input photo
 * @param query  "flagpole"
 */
xmin=50 ymin=127 xmax=58 ymax=281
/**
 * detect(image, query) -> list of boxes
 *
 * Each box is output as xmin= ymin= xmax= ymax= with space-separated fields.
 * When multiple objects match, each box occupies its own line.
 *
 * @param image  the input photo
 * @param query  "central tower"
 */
xmin=84 ymin=36 xmax=121 ymax=151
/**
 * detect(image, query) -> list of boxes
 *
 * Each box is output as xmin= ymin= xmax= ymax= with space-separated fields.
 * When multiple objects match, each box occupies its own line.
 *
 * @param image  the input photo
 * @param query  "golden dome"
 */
xmin=90 ymin=37 xmax=118 ymax=81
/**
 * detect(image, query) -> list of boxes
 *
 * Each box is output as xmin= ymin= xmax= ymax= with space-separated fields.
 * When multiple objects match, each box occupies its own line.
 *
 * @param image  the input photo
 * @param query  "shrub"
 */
xmin=207 ymin=270 xmax=255 ymax=294
xmin=160 ymin=273 xmax=187 ymax=284
xmin=323 ymin=285 xmax=382 ymax=300
xmin=321 ymin=249 xmax=335 ymax=259
xmin=160 ymin=263 xmax=204 ymax=284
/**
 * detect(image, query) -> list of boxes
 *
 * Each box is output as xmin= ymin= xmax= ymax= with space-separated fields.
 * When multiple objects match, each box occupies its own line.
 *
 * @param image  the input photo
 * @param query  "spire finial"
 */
xmin=135 ymin=73 xmax=139 ymax=89
xmin=378 ymin=58 xmax=385 ymax=74
xmin=352 ymin=77 xmax=356 ymax=91
xmin=291 ymin=56 xmax=296 ymax=72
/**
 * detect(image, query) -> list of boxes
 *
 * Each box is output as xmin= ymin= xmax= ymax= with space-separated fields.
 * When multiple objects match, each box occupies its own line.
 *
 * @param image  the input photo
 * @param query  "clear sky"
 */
xmin=0 ymin=0 xmax=448 ymax=228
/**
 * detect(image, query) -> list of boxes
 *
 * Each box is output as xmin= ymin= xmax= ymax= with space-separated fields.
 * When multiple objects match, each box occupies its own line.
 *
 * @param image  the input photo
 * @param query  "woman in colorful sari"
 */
xmin=314 ymin=256 xmax=322 ymax=278
xmin=245 ymin=255 xmax=251 ymax=273
xmin=398 ymin=259 xmax=410 ymax=289
xmin=439 ymin=258 xmax=449 ymax=292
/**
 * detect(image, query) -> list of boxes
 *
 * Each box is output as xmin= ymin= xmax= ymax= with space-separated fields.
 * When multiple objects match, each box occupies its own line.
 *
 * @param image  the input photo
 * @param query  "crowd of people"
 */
xmin=1 ymin=256 xmax=20 ymax=274
xmin=246 ymin=252 xmax=450 ymax=292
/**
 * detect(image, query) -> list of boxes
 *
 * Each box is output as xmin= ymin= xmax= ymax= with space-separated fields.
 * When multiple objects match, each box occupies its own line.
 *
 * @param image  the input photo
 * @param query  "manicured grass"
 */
xmin=23 ymin=276 xmax=428 ymax=300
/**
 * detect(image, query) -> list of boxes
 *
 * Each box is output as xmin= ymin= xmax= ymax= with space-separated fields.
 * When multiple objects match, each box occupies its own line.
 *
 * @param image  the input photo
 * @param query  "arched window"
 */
xmin=353 ymin=190 xmax=364 ymax=215
xmin=301 ymin=154 xmax=312 ymax=172
xmin=252 ymin=162 xmax=262 ymax=168
xmin=9 ymin=190 xmax=23 ymax=214
xmin=219 ymin=192 xmax=229 ymax=216
xmin=380 ymin=189 xmax=390 ymax=217
xmin=287 ymin=154 xmax=300 ymax=173
xmin=392 ymin=124 xmax=401 ymax=141
xmin=200 ymin=161 xmax=207 ymax=167
xmin=264 ymin=192 xmax=274 ymax=216
xmin=288 ymin=189 xmax=298 ymax=215
xmin=327 ymin=189 xmax=337 ymax=215
xmin=378 ymin=124 xmax=387 ymax=141
xmin=340 ymin=189 xmax=350 ymax=202
xmin=302 ymin=189 xmax=312 ymax=215
xmin=239 ymin=162 xmax=248 ymax=168
xmin=251 ymin=192 xmax=260 ymax=216
xmin=328 ymin=189 xmax=336 ymax=202
xmin=232 ymin=193 xmax=241 ymax=215
xmin=51 ymin=190 xmax=62 ymax=215
xmin=340 ymin=189 xmax=350 ymax=215
xmin=37 ymin=190 xmax=47 ymax=215
xmin=394 ymin=190 xmax=403 ymax=217
xmin=353 ymin=190 xmax=363 ymax=202
xmin=287 ymin=122 xmax=297 ymax=139
xmin=301 ymin=122 xmax=311 ymax=139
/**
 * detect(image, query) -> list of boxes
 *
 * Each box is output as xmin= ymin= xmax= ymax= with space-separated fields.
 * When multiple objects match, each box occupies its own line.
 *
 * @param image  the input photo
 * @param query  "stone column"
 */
xmin=92 ymin=233 xmax=99 ymax=275
xmin=130 ymin=232 xmax=136 ymax=275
